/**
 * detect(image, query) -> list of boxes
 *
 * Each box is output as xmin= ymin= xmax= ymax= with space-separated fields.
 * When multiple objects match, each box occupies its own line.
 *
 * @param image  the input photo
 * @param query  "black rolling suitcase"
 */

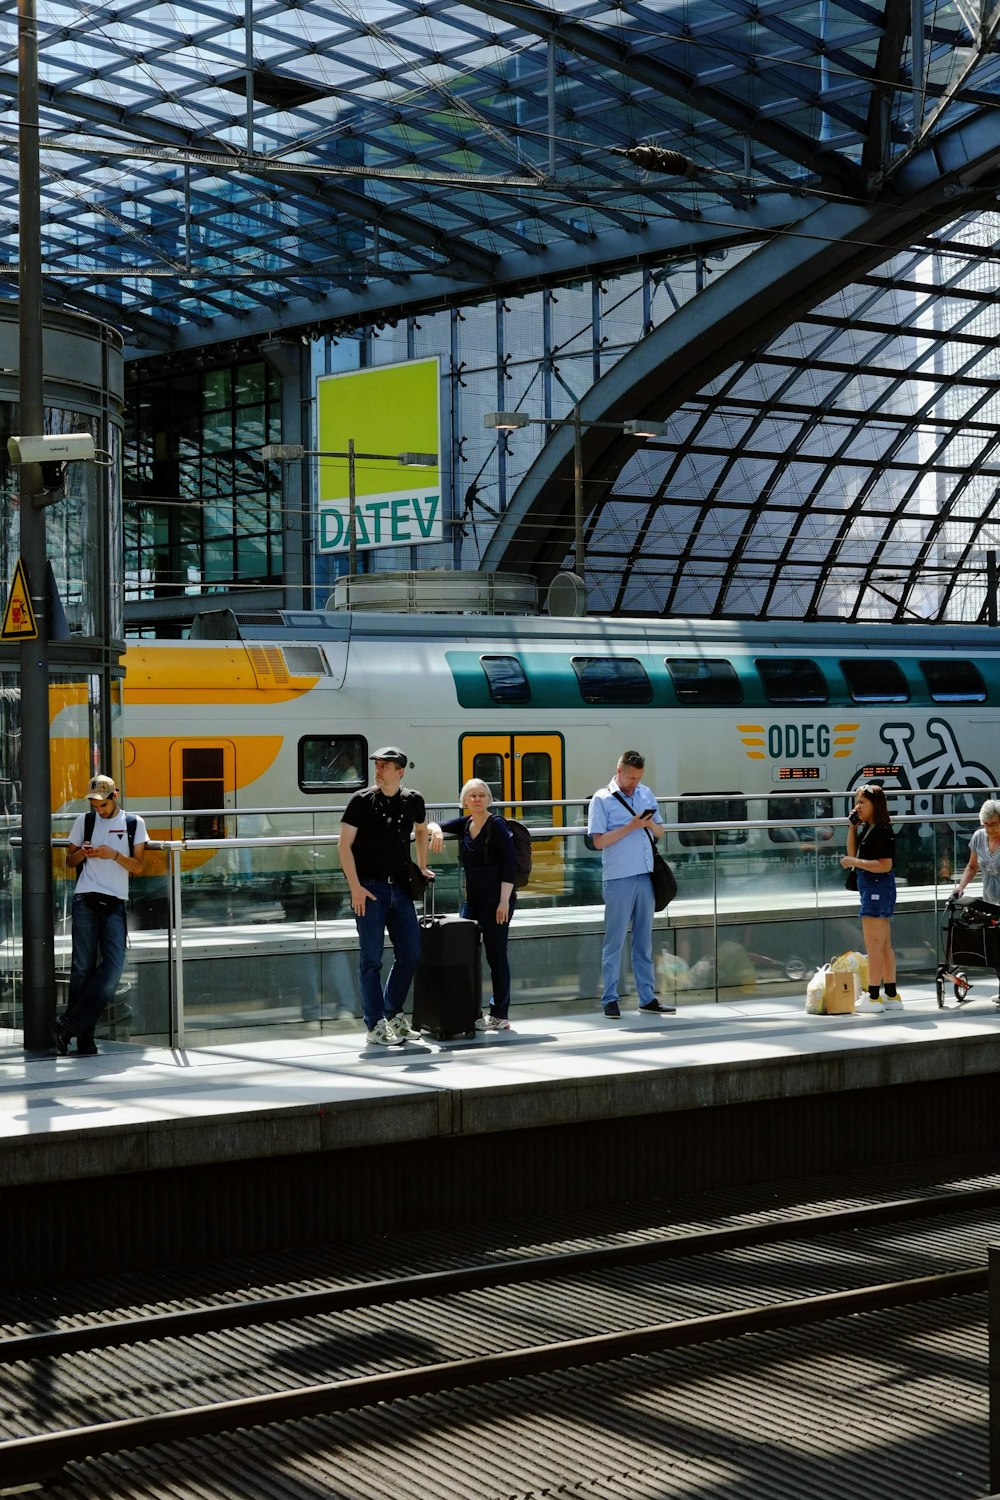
xmin=412 ymin=892 xmax=482 ymax=1038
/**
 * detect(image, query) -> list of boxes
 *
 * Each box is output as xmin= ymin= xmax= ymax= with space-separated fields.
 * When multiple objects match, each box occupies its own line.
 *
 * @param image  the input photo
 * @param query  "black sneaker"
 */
xmin=76 ymin=1036 xmax=99 ymax=1056
xmin=639 ymin=999 xmax=676 ymax=1015
xmin=52 ymin=1023 xmax=70 ymax=1056
xmin=603 ymin=1001 xmax=621 ymax=1018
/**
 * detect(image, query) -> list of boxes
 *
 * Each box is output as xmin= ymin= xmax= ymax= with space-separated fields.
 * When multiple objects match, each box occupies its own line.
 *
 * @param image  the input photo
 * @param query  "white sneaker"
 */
xmin=389 ymin=1013 xmax=420 ymax=1041
xmin=366 ymin=1017 xmax=403 ymax=1046
xmin=855 ymin=995 xmax=885 ymax=1014
xmin=484 ymin=1014 xmax=511 ymax=1031
xmin=882 ymin=994 xmax=903 ymax=1011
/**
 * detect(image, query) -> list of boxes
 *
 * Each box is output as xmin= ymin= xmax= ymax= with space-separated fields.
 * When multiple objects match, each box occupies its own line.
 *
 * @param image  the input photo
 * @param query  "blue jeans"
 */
xmin=355 ymin=878 xmax=421 ymax=1030
xmin=601 ymin=873 xmax=656 ymax=1007
xmin=63 ymin=896 xmax=127 ymax=1039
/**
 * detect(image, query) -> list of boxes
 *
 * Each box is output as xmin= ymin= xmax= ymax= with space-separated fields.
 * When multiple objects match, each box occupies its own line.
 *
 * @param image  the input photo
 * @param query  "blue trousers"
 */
xmin=355 ymin=878 xmax=421 ymax=1030
xmin=63 ymin=896 xmax=127 ymax=1039
xmin=601 ymin=873 xmax=656 ymax=1007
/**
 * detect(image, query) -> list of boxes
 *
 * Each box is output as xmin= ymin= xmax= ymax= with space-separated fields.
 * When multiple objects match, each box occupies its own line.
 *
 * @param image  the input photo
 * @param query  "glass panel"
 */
xmin=840 ymin=659 xmax=909 ymax=702
xmin=299 ymin=736 xmax=366 ymax=792
xmin=481 ymin=655 xmax=530 ymax=704
xmin=919 ymin=659 xmax=986 ymax=703
xmin=756 ymin=657 xmax=828 ymax=704
xmin=572 ymin=656 xmax=653 ymax=704
xmin=665 ymin=657 xmax=742 ymax=704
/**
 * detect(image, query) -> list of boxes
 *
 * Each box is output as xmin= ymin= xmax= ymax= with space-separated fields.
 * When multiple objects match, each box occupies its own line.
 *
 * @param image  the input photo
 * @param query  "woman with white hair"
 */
xmin=428 ymin=779 xmax=518 ymax=1031
xmin=954 ymin=799 xmax=1000 ymax=906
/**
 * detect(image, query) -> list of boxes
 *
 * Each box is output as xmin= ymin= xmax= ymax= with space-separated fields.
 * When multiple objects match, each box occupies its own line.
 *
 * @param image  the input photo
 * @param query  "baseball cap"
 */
xmin=86 ymin=773 xmax=118 ymax=802
xmin=370 ymin=746 xmax=408 ymax=767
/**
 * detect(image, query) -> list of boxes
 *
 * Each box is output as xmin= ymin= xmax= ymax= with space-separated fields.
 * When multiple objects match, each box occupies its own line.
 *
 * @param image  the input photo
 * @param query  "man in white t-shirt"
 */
xmin=54 ymin=773 xmax=147 ymax=1057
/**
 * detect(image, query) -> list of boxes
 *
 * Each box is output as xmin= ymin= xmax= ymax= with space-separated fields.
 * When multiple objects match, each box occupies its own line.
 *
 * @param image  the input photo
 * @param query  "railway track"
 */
xmin=0 ymin=1173 xmax=997 ymax=1493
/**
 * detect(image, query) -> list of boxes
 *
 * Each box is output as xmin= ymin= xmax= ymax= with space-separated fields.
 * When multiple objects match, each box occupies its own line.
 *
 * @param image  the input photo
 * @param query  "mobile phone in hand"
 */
xmin=848 ymin=809 xmax=861 ymax=826
xmin=641 ymin=808 xmax=655 ymax=819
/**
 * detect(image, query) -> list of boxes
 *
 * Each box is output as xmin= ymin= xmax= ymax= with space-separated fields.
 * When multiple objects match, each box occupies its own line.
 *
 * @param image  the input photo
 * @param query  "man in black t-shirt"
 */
xmin=339 ymin=746 xmax=433 ymax=1047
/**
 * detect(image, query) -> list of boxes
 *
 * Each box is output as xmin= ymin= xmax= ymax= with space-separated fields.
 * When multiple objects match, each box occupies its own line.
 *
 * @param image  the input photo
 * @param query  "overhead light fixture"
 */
xmin=484 ymin=411 xmax=530 ymax=431
xmin=622 ymin=419 xmax=667 ymax=438
xmin=397 ymin=452 xmax=438 ymax=466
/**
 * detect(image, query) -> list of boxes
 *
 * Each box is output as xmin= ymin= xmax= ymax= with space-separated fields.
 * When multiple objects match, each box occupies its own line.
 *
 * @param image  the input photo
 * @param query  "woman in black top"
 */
xmin=429 ymin=778 xmax=518 ymax=1032
xmin=841 ymin=782 xmax=900 ymax=1013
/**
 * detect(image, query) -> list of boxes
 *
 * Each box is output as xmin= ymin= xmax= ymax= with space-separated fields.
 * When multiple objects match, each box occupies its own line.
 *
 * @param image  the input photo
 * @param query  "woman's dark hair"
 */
xmin=858 ymin=783 xmax=891 ymax=826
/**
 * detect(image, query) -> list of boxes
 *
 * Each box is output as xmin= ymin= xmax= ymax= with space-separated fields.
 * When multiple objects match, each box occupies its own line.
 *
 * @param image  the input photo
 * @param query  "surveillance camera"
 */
xmin=6 ymin=433 xmax=96 ymax=465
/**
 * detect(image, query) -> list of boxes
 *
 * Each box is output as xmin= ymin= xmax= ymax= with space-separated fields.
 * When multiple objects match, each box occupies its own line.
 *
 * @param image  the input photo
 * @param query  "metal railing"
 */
xmin=0 ymin=789 xmax=990 ymax=1048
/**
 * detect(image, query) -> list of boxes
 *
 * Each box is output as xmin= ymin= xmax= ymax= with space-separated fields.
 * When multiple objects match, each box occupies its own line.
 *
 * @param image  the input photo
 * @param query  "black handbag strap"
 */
xmin=611 ymin=788 xmax=657 ymax=851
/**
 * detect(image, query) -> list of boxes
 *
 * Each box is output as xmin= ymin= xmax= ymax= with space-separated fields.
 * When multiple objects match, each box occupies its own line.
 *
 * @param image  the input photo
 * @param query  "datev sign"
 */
xmin=315 ymin=358 xmax=442 ymax=554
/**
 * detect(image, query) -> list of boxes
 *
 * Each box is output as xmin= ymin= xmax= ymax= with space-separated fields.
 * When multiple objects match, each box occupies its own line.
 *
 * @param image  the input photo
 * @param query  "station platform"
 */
xmin=3 ymin=980 xmax=1000 ymax=1191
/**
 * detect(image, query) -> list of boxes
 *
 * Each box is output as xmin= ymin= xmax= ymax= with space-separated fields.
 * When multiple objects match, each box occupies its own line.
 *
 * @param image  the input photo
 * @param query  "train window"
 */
xmin=471 ymin=753 xmax=505 ymax=805
xmin=919 ymin=659 xmax=986 ymax=703
xmin=665 ymin=657 xmax=742 ymax=705
xmin=520 ymin=752 xmax=552 ymax=827
xmin=480 ymin=655 xmax=530 ymax=704
xmin=767 ymin=794 xmax=835 ymax=847
xmin=840 ymin=659 xmax=909 ymax=703
xmin=182 ymin=747 xmax=226 ymax=839
xmin=756 ymin=658 xmax=828 ymax=704
xmin=299 ymin=736 xmax=367 ymax=793
xmin=678 ymin=794 xmax=748 ymax=846
xmin=572 ymin=657 xmax=653 ymax=704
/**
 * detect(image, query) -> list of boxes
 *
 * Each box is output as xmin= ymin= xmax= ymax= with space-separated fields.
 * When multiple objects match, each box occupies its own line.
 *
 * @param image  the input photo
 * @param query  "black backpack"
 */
xmin=76 ymin=809 xmax=137 ymax=878
xmin=490 ymin=815 xmax=533 ymax=890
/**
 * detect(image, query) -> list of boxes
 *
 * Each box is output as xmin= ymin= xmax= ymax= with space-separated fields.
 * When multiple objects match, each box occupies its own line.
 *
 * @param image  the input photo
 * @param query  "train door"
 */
xmin=168 ymin=741 xmax=236 ymax=863
xmin=459 ymin=733 xmax=564 ymax=892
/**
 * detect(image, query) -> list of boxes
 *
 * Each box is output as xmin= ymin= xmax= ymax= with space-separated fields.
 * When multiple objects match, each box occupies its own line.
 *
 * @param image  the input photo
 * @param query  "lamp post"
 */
xmin=17 ymin=0 xmax=55 ymax=1052
xmin=262 ymin=444 xmax=438 ymax=578
xmin=484 ymin=408 xmax=665 ymax=580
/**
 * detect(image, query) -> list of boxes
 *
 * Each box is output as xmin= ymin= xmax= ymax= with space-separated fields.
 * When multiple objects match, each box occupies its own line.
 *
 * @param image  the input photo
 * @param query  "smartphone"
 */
xmin=641 ymin=808 xmax=655 ymax=820
xmin=848 ymin=809 xmax=861 ymax=826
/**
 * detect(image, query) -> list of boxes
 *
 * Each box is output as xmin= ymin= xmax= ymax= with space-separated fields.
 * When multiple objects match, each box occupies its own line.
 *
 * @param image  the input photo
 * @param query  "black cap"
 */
xmin=370 ymin=746 xmax=408 ymax=767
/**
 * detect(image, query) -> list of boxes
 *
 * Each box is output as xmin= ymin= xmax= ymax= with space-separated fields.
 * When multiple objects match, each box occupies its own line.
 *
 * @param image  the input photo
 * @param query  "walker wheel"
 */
xmin=954 ymin=972 xmax=970 ymax=1002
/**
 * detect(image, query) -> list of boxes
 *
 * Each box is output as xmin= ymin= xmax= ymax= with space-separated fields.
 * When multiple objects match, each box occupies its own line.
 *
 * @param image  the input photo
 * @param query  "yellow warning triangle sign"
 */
xmin=1 ymin=558 xmax=38 ymax=640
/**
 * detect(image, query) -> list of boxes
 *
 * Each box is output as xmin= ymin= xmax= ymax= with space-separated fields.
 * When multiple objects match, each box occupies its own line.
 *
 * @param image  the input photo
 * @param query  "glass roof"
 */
xmin=2 ymin=0 xmax=997 ymax=354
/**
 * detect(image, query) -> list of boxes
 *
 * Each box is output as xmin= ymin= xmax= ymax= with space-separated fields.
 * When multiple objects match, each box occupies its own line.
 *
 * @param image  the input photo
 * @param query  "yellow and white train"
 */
xmin=52 ymin=606 xmax=993 ymax=915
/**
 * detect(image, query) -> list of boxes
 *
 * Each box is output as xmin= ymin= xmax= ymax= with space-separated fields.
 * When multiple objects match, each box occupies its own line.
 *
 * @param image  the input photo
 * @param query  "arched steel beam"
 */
xmin=483 ymin=105 xmax=1000 ymax=580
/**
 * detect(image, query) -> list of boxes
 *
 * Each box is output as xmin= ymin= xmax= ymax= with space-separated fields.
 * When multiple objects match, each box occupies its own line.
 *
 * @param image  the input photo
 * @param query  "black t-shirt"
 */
xmin=857 ymin=822 xmax=894 ymax=864
xmin=342 ymin=787 xmax=426 ymax=880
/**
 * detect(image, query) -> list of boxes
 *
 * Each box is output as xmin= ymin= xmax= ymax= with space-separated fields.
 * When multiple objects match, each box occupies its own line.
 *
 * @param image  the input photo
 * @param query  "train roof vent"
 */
xmin=248 ymin=645 xmax=289 ymax=686
xmin=282 ymin=645 xmax=328 ymax=677
xmin=190 ymin=609 xmax=285 ymax=640
xmin=326 ymin=570 xmax=538 ymax=615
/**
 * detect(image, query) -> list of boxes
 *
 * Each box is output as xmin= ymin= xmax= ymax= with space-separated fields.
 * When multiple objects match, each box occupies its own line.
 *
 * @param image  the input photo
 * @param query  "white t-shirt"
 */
xmin=69 ymin=807 xmax=147 ymax=901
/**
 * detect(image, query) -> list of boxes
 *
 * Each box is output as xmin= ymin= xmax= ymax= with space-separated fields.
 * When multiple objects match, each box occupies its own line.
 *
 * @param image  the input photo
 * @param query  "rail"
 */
xmin=0 ymin=791 xmax=992 ymax=1048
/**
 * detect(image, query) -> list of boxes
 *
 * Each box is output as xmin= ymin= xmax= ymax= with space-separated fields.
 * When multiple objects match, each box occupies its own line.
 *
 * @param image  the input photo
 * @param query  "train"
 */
xmin=52 ymin=605 xmax=999 ymax=920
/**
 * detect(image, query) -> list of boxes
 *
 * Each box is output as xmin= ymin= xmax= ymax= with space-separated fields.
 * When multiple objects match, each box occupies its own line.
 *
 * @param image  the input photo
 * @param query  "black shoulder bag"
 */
xmin=611 ymin=790 xmax=677 ymax=910
xmin=389 ymin=791 xmax=430 ymax=900
xmin=845 ymin=822 xmax=869 ymax=891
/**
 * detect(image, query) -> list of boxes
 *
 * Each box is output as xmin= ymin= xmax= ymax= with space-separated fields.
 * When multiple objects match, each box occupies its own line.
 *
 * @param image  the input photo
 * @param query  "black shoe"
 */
xmin=639 ymin=1000 xmax=676 ymax=1015
xmin=603 ymin=1001 xmax=621 ymax=1018
xmin=75 ymin=1036 xmax=99 ymax=1056
xmin=52 ymin=1023 xmax=70 ymax=1056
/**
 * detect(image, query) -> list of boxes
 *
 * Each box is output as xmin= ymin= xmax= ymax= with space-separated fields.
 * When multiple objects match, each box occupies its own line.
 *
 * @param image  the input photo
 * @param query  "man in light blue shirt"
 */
xmin=587 ymin=749 xmax=673 ymax=1019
